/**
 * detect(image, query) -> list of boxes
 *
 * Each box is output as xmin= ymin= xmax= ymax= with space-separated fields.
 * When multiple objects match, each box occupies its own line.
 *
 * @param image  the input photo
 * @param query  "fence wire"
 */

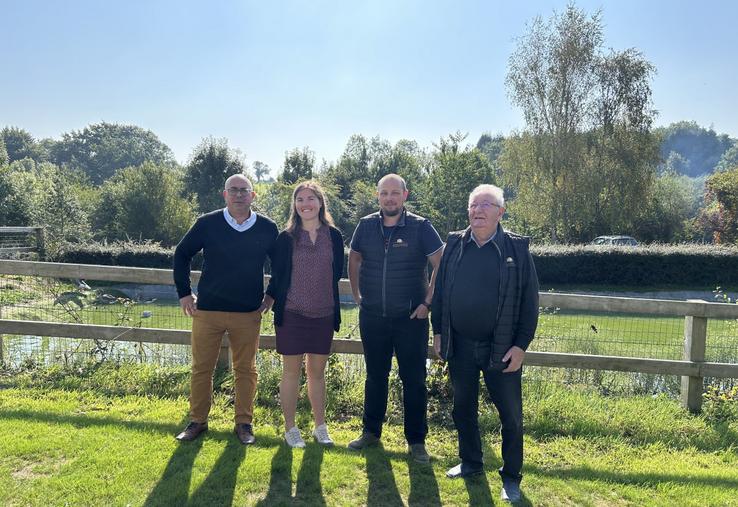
xmin=1 ymin=273 xmax=737 ymax=396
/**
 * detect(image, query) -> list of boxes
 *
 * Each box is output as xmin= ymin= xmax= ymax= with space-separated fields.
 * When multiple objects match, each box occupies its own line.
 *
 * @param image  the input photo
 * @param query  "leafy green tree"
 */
xmin=0 ymin=166 xmax=33 ymax=225
xmin=51 ymin=122 xmax=176 ymax=185
xmin=419 ymin=132 xmax=495 ymax=238
xmin=635 ymin=171 xmax=698 ymax=242
xmin=704 ymin=167 xmax=738 ymax=244
xmin=321 ymin=135 xmax=373 ymax=203
xmin=94 ymin=163 xmax=196 ymax=246
xmin=0 ymin=138 xmax=8 ymax=166
xmin=35 ymin=167 xmax=92 ymax=255
xmin=0 ymin=126 xmax=48 ymax=163
xmin=255 ymin=181 xmax=294 ymax=231
xmin=664 ymin=151 xmax=691 ymax=175
xmin=504 ymin=5 xmax=659 ymax=242
xmin=714 ymin=143 xmax=738 ymax=173
xmin=253 ymin=161 xmax=271 ymax=182
xmin=184 ymin=136 xmax=247 ymax=213
xmin=656 ymin=121 xmax=734 ymax=176
xmin=279 ymin=147 xmax=315 ymax=184
xmin=319 ymin=134 xmax=429 ymax=235
xmin=369 ymin=138 xmax=428 ymax=206
xmin=476 ymin=134 xmax=505 ymax=168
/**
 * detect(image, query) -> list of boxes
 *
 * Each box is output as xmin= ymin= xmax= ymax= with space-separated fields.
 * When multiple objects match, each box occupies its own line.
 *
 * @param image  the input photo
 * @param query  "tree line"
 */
xmin=1 ymin=5 xmax=737 ymax=253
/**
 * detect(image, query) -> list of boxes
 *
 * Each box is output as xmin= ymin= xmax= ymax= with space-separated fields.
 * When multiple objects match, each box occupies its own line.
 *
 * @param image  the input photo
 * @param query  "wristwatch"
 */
xmin=420 ymin=301 xmax=432 ymax=309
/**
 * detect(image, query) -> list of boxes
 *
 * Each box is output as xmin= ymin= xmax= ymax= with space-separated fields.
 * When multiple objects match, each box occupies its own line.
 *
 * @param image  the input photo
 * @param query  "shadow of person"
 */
xmin=365 ymin=444 xmax=404 ymax=507
xmin=188 ymin=436 xmax=245 ymax=506
xmin=407 ymin=458 xmax=442 ymax=507
xmin=464 ymin=473 xmax=495 ymax=506
xmin=255 ymin=443 xmax=293 ymax=506
xmin=143 ymin=431 xmax=205 ymax=507
xmin=294 ymin=444 xmax=327 ymax=506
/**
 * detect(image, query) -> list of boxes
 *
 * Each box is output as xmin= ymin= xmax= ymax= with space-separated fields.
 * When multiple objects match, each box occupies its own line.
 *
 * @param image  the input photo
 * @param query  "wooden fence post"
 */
xmin=681 ymin=301 xmax=707 ymax=413
xmin=35 ymin=227 xmax=46 ymax=261
xmin=217 ymin=332 xmax=231 ymax=371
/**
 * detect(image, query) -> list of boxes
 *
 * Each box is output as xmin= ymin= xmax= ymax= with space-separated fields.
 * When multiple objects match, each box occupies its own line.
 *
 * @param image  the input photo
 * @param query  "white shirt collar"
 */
xmin=223 ymin=208 xmax=257 ymax=232
xmin=468 ymin=230 xmax=496 ymax=248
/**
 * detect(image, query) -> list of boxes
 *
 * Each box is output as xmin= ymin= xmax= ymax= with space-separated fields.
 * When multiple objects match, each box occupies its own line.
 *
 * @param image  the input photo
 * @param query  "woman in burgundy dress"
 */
xmin=265 ymin=181 xmax=344 ymax=448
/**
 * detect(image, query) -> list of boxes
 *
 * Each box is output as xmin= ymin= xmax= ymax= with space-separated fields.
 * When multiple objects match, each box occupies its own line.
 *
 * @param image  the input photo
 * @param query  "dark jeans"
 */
xmin=448 ymin=335 xmax=523 ymax=482
xmin=359 ymin=310 xmax=429 ymax=444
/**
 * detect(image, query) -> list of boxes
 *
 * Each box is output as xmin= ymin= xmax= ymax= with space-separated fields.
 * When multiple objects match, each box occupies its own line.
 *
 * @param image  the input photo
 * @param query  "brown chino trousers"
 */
xmin=190 ymin=310 xmax=261 ymax=424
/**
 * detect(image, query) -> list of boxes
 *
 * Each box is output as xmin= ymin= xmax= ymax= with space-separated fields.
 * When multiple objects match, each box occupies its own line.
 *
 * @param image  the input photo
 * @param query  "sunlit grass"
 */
xmin=1 ymin=381 xmax=736 ymax=506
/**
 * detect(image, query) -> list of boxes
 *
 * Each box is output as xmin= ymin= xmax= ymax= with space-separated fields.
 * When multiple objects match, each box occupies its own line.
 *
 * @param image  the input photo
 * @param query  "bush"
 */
xmin=52 ymin=240 xmax=203 ymax=270
xmin=92 ymin=162 xmax=196 ymax=246
xmin=531 ymin=243 xmax=738 ymax=286
xmin=50 ymin=240 xmax=738 ymax=288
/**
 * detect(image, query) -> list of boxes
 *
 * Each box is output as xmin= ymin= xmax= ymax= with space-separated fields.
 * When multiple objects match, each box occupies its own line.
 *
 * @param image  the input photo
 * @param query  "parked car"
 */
xmin=590 ymin=235 xmax=639 ymax=246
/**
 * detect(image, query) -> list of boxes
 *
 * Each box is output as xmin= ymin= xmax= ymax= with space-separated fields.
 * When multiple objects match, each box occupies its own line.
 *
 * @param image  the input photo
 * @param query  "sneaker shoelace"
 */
xmin=285 ymin=427 xmax=305 ymax=447
xmin=313 ymin=424 xmax=332 ymax=443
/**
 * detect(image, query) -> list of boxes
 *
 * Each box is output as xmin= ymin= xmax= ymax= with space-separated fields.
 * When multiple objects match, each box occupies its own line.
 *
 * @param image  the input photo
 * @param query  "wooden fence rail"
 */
xmin=1 ymin=260 xmax=738 ymax=413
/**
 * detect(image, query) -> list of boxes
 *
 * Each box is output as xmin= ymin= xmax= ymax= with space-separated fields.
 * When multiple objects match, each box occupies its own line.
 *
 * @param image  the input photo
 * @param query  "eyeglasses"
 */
xmin=226 ymin=187 xmax=253 ymax=196
xmin=468 ymin=201 xmax=500 ymax=211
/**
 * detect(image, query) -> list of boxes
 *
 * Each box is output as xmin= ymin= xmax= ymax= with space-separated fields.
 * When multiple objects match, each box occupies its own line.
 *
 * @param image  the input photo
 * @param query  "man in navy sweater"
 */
xmin=173 ymin=174 xmax=278 ymax=445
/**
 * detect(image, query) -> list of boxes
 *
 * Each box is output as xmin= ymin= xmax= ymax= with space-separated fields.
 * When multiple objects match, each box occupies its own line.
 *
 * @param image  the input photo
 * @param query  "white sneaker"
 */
xmin=312 ymin=423 xmax=334 ymax=446
xmin=285 ymin=426 xmax=305 ymax=448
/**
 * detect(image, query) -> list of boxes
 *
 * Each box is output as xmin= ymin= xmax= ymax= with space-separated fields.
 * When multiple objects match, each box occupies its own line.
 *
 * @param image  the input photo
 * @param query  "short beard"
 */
xmin=382 ymin=207 xmax=401 ymax=217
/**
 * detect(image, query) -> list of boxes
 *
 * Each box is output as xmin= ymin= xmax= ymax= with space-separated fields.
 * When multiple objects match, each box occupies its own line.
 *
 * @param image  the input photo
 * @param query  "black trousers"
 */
xmin=359 ymin=310 xmax=429 ymax=444
xmin=448 ymin=335 xmax=523 ymax=482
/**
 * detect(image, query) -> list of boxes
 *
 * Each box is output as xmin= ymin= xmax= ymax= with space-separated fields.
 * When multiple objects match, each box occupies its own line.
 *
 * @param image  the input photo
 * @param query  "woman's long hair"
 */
xmin=285 ymin=180 xmax=335 ymax=236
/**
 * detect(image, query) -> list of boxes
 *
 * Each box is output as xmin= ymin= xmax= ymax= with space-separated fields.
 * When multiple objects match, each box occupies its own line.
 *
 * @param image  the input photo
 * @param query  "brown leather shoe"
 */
xmin=235 ymin=423 xmax=256 ymax=445
xmin=176 ymin=421 xmax=208 ymax=441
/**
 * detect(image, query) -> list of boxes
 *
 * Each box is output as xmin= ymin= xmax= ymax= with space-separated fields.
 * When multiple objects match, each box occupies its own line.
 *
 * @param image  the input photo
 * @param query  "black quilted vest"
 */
xmin=355 ymin=209 xmax=430 ymax=317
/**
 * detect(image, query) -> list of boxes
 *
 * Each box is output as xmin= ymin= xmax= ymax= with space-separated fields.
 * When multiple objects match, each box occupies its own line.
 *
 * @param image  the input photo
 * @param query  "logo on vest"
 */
xmin=393 ymin=238 xmax=408 ymax=248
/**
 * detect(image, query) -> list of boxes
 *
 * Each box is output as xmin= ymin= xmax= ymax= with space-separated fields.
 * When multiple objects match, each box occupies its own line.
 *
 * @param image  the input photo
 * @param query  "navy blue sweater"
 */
xmin=173 ymin=210 xmax=278 ymax=312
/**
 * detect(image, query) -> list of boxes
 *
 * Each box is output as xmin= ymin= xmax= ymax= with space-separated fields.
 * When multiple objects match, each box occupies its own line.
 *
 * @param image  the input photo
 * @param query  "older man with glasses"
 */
xmin=431 ymin=184 xmax=539 ymax=503
xmin=173 ymin=173 xmax=278 ymax=445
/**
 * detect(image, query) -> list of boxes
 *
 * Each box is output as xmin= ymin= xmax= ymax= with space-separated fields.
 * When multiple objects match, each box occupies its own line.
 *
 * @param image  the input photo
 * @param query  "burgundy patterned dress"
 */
xmin=275 ymin=226 xmax=335 ymax=355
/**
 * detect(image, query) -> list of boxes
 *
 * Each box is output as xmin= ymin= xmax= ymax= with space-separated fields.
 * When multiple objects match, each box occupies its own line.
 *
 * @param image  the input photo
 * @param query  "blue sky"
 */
xmin=3 ymin=0 xmax=737 ymax=175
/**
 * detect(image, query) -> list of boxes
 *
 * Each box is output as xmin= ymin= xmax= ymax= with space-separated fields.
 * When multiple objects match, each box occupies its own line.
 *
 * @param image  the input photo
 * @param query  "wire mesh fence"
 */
xmin=1 ymin=272 xmax=738 ymax=397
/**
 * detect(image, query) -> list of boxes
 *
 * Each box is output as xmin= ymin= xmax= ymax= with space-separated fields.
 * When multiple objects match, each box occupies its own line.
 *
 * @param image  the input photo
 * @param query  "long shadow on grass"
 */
xmin=462 ymin=474 xmax=495 ymax=506
xmin=295 ymin=444 xmax=327 ymax=505
xmin=255 ymin=443 xmax=293 ymax=506
xmin=407 ymin=458 xmax=441 ymax=507
xmin=254 ymin=441 xmax=328 ymax=505
xmin=187 ymin=437 xmax=245 ymax=506
xmin=365 ymin=443 xmax=404 ymax=507
xmin=143 ymin=432 xmax=204 ymax=507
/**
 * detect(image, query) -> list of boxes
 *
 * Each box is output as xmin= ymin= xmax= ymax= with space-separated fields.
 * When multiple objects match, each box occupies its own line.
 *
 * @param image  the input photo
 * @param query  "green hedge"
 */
xmin=531 ymin=244 xmax=738 ymax=287
xmin=52 ymin=241 xmax=738 ymax=287
xmin=52 ymin=241 xmax=201 ymax=270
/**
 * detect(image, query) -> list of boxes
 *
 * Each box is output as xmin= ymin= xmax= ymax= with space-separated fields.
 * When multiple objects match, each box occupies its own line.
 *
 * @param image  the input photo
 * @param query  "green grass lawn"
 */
xmin=1 ymin=381 xmax=737 ymax=506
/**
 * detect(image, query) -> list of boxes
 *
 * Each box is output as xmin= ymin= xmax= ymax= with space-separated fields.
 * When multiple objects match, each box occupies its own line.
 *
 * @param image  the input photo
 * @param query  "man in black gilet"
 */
xmin=432 ymin=184 xmax=539 ymax=503
xmin=347 ymin=173 xmax=443 ymax=464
